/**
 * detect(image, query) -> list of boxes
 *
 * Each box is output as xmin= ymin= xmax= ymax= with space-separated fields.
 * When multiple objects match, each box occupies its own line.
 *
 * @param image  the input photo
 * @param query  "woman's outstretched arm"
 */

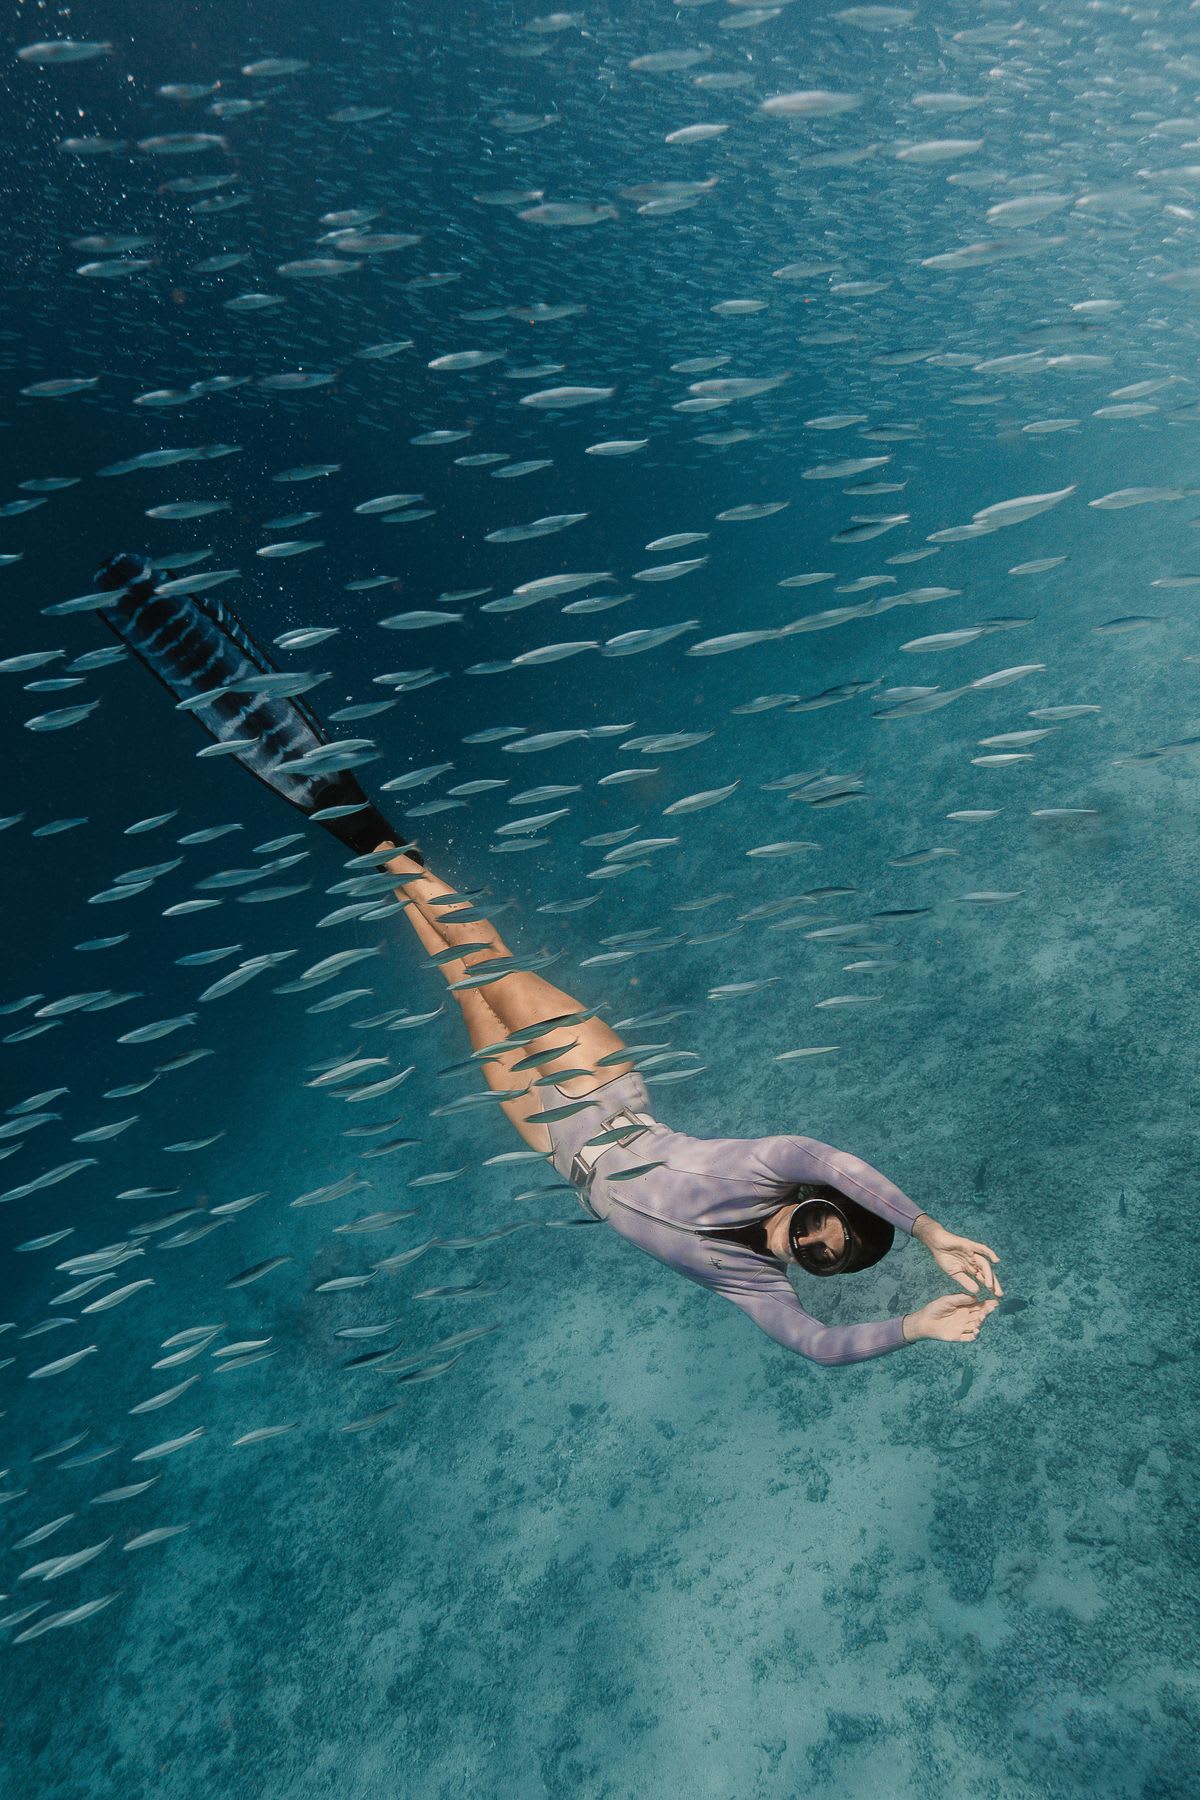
xmin=751 ymin=1134 xmax=927 ymax=1234
xmin=752 ymin=1135 xmax=1003 ymax=1297
xmin=710 ymin=1267 xmax=911 ymax=1366
xmin=712 ymin=1261 xmax=997 ymax=1361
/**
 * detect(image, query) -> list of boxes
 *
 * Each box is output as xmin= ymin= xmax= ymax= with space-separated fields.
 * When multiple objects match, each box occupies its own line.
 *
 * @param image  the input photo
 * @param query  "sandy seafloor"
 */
xmin=3 ymin=567 xmax=1197 ymax=1799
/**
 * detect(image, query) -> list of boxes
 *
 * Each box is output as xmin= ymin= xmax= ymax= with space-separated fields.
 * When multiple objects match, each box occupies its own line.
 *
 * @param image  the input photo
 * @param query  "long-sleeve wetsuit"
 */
xmin=539 ymin=1069 xmax=925 ymax=1367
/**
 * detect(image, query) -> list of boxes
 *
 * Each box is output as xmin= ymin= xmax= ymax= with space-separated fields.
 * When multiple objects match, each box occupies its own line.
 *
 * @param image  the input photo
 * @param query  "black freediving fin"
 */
xmin=92 ymin=552 xmax=424 ymax=864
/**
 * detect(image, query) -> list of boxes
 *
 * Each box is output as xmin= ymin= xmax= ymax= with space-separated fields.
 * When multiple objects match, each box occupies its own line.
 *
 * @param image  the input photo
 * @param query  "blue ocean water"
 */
xmin=1 ymin=3 xmax=1198 ymax=1795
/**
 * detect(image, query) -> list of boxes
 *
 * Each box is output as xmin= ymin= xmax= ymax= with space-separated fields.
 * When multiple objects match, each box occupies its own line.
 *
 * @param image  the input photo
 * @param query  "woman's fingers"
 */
xmin=947 ymin=1251 xmax=998 ymax=1296
xmin=942 ymin=1238 xmax=1003 ymax=1296
xmin=965 ymin=1301 xmax=997 ymax=1338
xmin=935 ymin=1294 xmax=997 ymax=1340
xmin=969 ymin=1245 xmax=1003 ymax=1296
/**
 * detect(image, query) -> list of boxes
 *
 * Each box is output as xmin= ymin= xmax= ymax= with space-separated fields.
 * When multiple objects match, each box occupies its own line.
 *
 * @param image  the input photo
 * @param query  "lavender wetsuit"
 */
xmin=538 ymin=1069 xmax=925 ymax=1367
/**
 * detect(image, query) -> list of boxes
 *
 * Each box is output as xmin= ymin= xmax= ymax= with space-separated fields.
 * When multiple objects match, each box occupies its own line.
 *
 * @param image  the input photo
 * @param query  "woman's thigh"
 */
xmin=481 ymin=970 xmax=634 ymax=1095
xmin=456 ymin=980 xmax=636 ymax=1152
xmin=449 ymin=983 xmax=549 ymax=1152
xmin=490 ymin=1017 xmax=636 ymax=1148
xmin=539 ymin=1016 xmax=635 ymax=1096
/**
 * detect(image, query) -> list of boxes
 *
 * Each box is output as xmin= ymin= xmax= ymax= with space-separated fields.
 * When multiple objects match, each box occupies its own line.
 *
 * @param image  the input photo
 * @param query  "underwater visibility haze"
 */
xmin=0 ymin=1 xmax=1198 ymax=1795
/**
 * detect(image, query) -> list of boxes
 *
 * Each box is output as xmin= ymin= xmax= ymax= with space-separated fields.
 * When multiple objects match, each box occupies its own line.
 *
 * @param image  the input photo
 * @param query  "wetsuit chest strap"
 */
xmin=569 ymin=1109 xmax=656 ymax=1196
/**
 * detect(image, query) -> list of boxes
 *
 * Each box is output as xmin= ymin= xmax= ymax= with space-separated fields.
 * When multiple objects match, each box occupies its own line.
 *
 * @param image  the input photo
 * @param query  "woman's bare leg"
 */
xmin=378 ymin=842 xmax=635 ymax=1098
xmin=394 ymin=875 xmax=556 ymax=1151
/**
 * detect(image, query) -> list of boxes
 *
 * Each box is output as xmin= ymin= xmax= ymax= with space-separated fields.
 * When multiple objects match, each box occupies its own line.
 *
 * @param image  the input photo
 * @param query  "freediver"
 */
xmin=92 ymin=551 xmax=1002 ymax=1368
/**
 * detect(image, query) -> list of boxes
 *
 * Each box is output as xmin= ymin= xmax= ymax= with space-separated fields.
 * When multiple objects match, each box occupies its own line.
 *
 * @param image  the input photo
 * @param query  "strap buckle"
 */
xmin=568 ymin=1109 xmax=652 ymax=1193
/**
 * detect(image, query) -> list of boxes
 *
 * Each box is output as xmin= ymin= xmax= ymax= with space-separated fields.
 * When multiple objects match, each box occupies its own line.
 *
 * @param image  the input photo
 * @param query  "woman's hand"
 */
xmin=904 ymin=1293 xmax=999 ymax=1344
xmin=912 ymin=1217 xmax=1002 ymax=1297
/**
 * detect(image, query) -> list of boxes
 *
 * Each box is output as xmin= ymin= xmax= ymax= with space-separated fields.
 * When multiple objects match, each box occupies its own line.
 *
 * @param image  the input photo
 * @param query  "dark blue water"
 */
xmin=1 ymin=4 xmax=1198 ymax=1795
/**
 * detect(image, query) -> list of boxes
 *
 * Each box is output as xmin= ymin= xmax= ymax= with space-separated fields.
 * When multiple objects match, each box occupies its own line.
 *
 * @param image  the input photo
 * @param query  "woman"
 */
xmin=93 ymin=551 xmax=1002 ymax=1369
xmin=374 ymin=837 xmax=1001 ymax=1367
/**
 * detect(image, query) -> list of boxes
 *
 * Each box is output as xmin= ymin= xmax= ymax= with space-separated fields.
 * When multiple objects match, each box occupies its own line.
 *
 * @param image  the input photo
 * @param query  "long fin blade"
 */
xmin=89 ymin=554 xmax=415 ymax=860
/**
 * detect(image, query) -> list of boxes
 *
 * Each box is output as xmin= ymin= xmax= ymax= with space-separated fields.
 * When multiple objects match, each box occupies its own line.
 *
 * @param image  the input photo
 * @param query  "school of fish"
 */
xmin=1 ymin=0 xmax=1199 ymax=1648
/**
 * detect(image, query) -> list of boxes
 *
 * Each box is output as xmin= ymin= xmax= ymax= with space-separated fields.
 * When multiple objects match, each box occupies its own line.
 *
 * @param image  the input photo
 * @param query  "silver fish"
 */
xmin=132 ymin=1428 xmax=206 ymax=1462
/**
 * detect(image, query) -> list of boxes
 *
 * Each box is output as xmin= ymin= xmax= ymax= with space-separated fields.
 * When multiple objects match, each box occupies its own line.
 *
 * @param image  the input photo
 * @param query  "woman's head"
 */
xmin=786 ymin=1185 xmax=895 ymax=1277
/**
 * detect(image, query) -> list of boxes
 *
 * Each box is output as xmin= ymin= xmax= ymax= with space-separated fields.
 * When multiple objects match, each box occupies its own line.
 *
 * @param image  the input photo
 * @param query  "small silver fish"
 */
xmin=225 ymin=1256 xmax=291 ymax=1288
